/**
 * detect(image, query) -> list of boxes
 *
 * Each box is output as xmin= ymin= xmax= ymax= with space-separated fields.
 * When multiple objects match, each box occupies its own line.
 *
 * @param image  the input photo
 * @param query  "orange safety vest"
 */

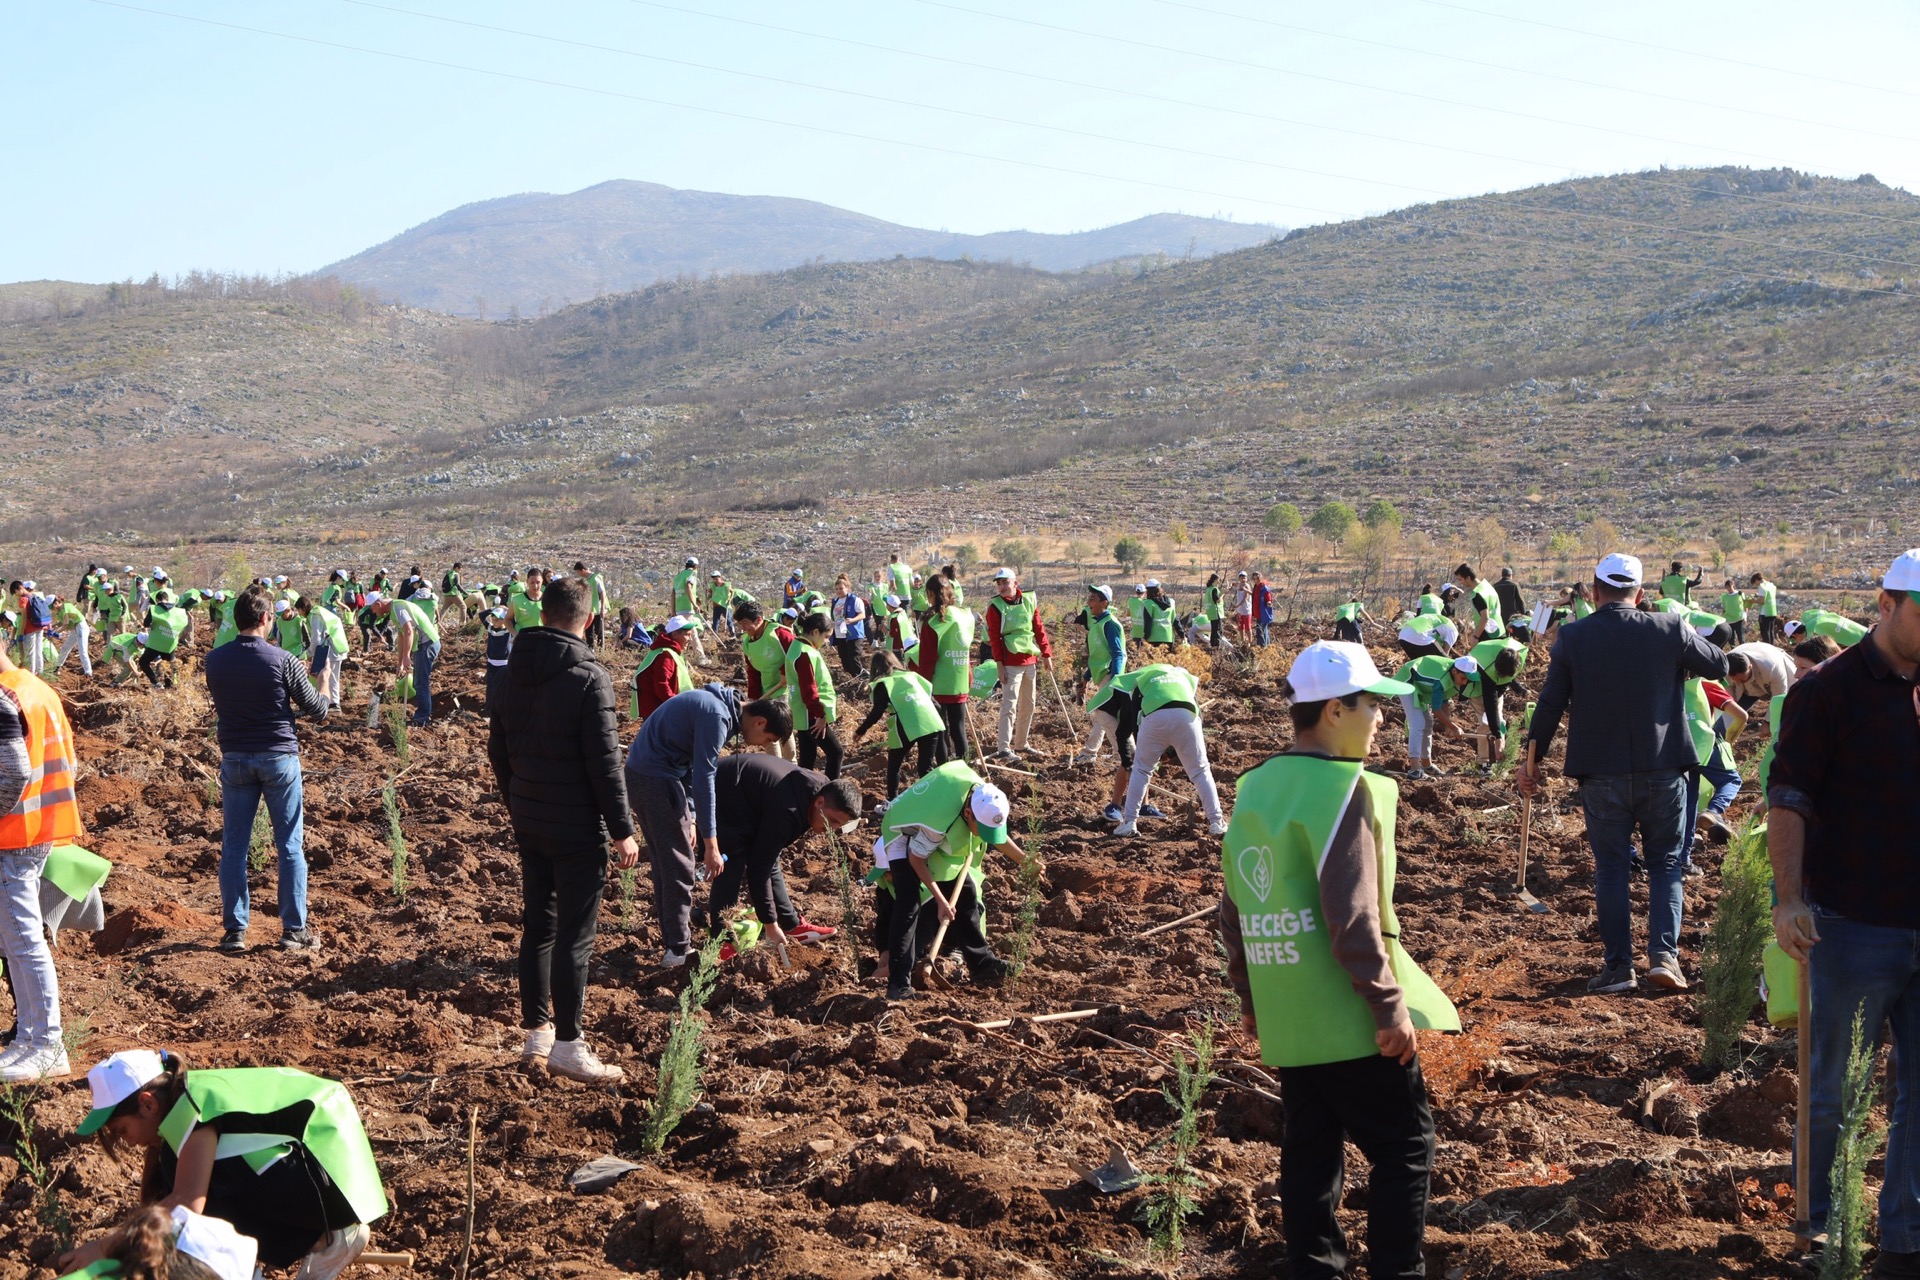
xmin=0 ymin=668 xmax=82 ymax=849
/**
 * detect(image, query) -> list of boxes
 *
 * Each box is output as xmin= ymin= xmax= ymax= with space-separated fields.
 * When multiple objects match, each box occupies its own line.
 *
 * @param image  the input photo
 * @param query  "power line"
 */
xmin=1404 ymin=0 xmax=1920 ymax=102
xmin=908 ymin=0 xmax=1810 ymax=167
xmin=619 ymin=0 xmax=1920 ymax=232
xmin=1152 ymin=0 xmax=1920 ymax=144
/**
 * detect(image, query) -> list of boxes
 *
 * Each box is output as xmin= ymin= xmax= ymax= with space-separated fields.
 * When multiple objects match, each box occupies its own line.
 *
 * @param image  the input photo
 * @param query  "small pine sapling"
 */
xmin=1138 ymin=1022 xmax=1217 ymax=1267
xmin=640 ymin=936 xmax=725 ymax=1154
xmin=1698 ymin=821 xmax=1773 ymax=1071
xmin=383 ymin=775 xmax=409 ymax=900
xmin=0 ymin=1084 xmax=74 ymax=1250
xmin=1821 ymin=1005 xmax=1885 ymax=1280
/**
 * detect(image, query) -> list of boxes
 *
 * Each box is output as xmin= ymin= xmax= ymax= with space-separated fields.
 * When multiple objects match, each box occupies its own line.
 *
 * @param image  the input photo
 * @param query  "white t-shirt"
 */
xmin=1731 ymin=642 xmax=1794 ymax=702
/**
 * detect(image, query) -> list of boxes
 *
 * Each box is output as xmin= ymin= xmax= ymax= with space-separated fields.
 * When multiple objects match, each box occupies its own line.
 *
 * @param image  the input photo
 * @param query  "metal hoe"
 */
xmin=1794 ymin=958 xmax=1814 ymax=1251
xmin=1516 ymin=741 xmax=1549 ymax=913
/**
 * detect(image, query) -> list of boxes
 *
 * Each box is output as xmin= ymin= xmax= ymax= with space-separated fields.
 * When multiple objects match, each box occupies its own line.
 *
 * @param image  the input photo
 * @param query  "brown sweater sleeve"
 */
xmin=1318 ymin=788 xmax=1408 ymax=1032
xmin=1218 ymin=894 xmax=1253 ymax=1019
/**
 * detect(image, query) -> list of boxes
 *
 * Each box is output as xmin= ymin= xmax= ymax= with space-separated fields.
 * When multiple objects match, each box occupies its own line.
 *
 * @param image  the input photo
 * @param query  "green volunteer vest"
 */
xmin=275 ymin=615 xmax=307 ymax=656
xmin=1137 ymin=663 xmax=1200 ymax=717
xmin=322 ymin=584 xmax=344 ymax=610
xmin=883 ymin=760 xmax=987 ymax=889
xmin=213 ymin=620 xmax=238 ymax=650
xmin=947 ymin=580 xmax=966 ymax=606
xmin=1757 ymin=580 xmax=1779 ymax=617
xmin=1127 ymin=596 xmax=1148 ymax=637
xmin=929 ymin=607 xmax=976 ymax=698
xmin=311 ymin=606 xmax=348 ymax=654
xmin=987 ymin=593 xmax=1040 ymax=657
xmin=1720 ymin=591 xmax=1747 ymax=622
xmin=146 ymin=607 xmax=188 ymax=654
xmin=1470 ymin=582 xmax=1504 ymax=636
xmin=1652 ymin=598 xmax=1689 ymax=616
xmin=1416 ymin=593 xmax=1443 ymax=616
xmin=1684 ymin=678 xmax=1735 ymax=771
xmin=55 ymin=602 xmax=83 ymax=629
xmin=1087 ymin=610 xmax=1126 ymax=684
xmin=876 ymin=671 xmax=943 ymax=748
xmin=888 ymin=564 xmax=913 ymax=599
xmin=1204 ymin=586 xmax=1223 ymax=622
xmin=508 ymin=592 xmax=542 ymax=631
xmin=673 ymin=570 xmax=696 ymax=614
xmin=1143 ymin=597 xmax=1176 ymax=644
xmin=1757 ymin=693 xmax=1786 ymax=796
xmin=1334 ymin=602 xmax=1364 ymax=623
xmin=744 ymin=625 xmax=789 ymax=697
xmin=1468 ymin=637 xmax=1527 ymax=686
xmin=1661 ymin=573 xmax=1690 ymax=604
xmin=98 ymin=593 xmax=126 ymax=624
xmin=629 ymin=645 xmax=695 ymax=719
xmin=159 ymin=1068 xmax=388 ymax=1226
xmin=709 ymin=579 xmax=731 ymax=607
xmin=971 ymin=659 xmax=1000 ymax=698
xmin=46 ymin=844 xmax=111 ymax=904
xmin=1087 ymin=668 xmax=1145 ymax=715
xmin=1402 ymin=613 xmax=1450 ymax=640
xmin=1689 ymin=610 xmax=1726 ymax=635
xmin=1222 ymin=754 xmax=1459 ymax=1068
xmin=108 ymin=633 xmax=142 ymax=661
xmin=910 ymin=585 xmax=929 ymax=613
xmin=1393 ymin=654 xmax=1461 ymax=711
xmin=1810 ymin=612 xmax=1867 ymax=648
xmin=393 ymin=598 xmax=440 ymax=645
xmin=785 ymin=641 xmax=838 ymax=730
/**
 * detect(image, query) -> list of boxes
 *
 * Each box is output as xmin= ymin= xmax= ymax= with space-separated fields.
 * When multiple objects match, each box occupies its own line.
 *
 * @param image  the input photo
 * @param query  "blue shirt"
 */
xmin=624 ymin=684 xmax=743 ymax=838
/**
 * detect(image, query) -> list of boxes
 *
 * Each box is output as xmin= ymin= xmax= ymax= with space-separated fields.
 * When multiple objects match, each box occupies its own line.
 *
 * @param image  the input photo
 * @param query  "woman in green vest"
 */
xmin=1749 ymin=571 xmax=1782 ymax=644
xmin=1202 ymin=573 xmax=1225 ymax=649
xmin=1220 ymin=640 xmax=1457 ymax=1280
xmin=1414 ymin=583 xmax=1444 ymax=617
xmin=855 ymin=651 xmax=949 ymax=798
xmin=1141 ymin=581 xmax=1179 ymax=649
xmin=1109 ymin=662 xmax=1227 ymax=838
xmin=1466 ymin=637 xmax=1526 ymax=773
xmin=1392 ymin=653 xmax=1475 ymax=780
xmin=63 ymin=1049 xmax=386 ymax=1278
xmin=1718 ymin=578 xmax=1748 ymax=645
xmin=272 ymin=599 xmax=308 ymax=659
xmin=786 ymin=613 xmax=843 ymax=779
xmin=1073 ymin=585 xmax=1129 ymax=767
xmin=1453 ymin=564 xmax=1504 ymax=641
xmin=911 ymin=576 xmax=976 ymax=763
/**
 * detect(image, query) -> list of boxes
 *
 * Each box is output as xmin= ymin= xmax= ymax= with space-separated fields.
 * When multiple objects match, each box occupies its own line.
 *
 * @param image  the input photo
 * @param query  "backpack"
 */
xmin=26 ymin=595 xmax=52 ymax=630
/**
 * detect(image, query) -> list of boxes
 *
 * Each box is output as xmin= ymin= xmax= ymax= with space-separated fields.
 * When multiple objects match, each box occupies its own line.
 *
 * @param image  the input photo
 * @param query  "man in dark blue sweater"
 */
xmin=1522 ymin=553 xmax=1727 ymax=995
xmin=203 ymin=583 xmax=330 ymax=955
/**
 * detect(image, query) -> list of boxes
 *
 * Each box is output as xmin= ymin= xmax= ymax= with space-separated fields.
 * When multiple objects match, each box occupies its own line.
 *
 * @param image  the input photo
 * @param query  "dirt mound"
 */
xmin=95 ymin=900 xmax=220 ymax=954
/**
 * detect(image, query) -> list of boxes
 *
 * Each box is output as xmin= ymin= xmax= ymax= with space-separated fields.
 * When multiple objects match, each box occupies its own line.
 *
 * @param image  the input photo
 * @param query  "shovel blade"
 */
xmin=1517 ymin=886 xmax=1550 ymax=914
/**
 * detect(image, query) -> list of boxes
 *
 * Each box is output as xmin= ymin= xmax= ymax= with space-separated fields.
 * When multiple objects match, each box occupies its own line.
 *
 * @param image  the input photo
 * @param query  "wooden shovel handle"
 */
xmin=359 ymin=1252 xmax=415 ymax=1268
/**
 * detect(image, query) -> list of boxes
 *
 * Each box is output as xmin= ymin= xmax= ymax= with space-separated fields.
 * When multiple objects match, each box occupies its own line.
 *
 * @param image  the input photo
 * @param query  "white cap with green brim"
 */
xmin=77 ymin=1048 xmax=166 ymax=1136
xmin=969 ymin=783 xmax=1012 ymax=846
xmin=169 ymin=1206 xmax=258 ymax=1280
xmin=1286 ymin=641 xmax=1415 ymax=701
xmin=1089 ymin=585 xmax=1113 ymax=601
xmin=1884 ymin=549 xmax=1920 ymax=594
xmin=664 ymin=614 xmax=694 ymax=634
xmin=992 ymin=567 xmax=1017 ymax=581
xmin=1453 ymin=656 xmax=1479 ymax=675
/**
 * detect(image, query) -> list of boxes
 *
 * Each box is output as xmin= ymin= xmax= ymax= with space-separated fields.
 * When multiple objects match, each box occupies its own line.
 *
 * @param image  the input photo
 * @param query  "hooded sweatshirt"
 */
xmin=624 ymin=683 xmax=744 ymax=840
xmin=486 ymin=626 xmax=634 ymax=845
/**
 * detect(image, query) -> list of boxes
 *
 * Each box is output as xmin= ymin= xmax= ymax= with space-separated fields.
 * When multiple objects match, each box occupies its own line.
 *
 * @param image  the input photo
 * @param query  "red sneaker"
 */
xmin=789 ymin=920 xmax=838 ymax=940
xmin=718 ymin=941 xmax=738 ymax=962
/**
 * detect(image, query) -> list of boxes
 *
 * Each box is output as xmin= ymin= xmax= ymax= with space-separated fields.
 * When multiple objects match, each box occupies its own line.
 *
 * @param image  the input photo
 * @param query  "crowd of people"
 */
xmin=0 ymin=538 xmax=1905 ymax=1278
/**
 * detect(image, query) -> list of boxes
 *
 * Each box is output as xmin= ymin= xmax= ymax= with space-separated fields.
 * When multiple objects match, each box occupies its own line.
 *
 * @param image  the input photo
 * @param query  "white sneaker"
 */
xmin=548 ymin=1039 xmax=624 ymax=1083
xmin=1111 ymin=821 xmax=1138 ymax=838
xmin=661 ymin=948 xmax=689 ymax=968
xmin=1069 ymin=752 xmax=1097 ymax=767
xmin=521 ymin=1024 xmax=555 ymax=1062
xmin=1207 ymin=819 xmax=1230 ymax=837
xmin=0 ymin=1044 xmax=70 ymax=1083
xmin=295 ymin=1222 xmax=370 ymax=1280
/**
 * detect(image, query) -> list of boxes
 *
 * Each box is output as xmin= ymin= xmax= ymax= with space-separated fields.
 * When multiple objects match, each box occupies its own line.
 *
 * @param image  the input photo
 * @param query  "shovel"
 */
xmin=1516 ymin=742 xmax=1549 ymax=914
xmin=917 ymin=844 xmax=979 ymax=992
xmin=1070 ymin=1140 xmax=1144 ymax=1194
xmin=1794 ymin=957 xmax=1815 ymax=1250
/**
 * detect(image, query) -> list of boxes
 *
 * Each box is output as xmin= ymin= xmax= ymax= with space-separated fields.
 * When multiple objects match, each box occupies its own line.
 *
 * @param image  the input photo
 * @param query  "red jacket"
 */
xmin=632 ymin=637 xmax=683 ymax=720
xmin=985 ymin=590 xmax=1052 ymax=667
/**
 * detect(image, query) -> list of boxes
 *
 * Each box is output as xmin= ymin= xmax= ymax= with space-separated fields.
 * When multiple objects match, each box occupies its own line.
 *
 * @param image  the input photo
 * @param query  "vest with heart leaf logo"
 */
xmin=1221 ymin=753 xmax=1459 ymax=1068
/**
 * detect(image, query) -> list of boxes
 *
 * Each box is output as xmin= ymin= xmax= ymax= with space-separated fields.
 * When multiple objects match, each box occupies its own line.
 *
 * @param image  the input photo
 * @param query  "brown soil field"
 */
xmin=0 ymin=621 xmax=1811 ymax=1279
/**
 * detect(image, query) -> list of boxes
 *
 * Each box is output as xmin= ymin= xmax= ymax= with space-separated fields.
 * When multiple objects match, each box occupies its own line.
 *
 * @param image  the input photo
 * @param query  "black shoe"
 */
xmin=219 ymin=929 xmax=247 ymax=954
xmin=885 ymin=985 xmax=919 ymax=1002
xmin=1871 ymin=1250 xmax=1920 ymax=1279
xmin=277 ymin=928 xmax=319 ymax=953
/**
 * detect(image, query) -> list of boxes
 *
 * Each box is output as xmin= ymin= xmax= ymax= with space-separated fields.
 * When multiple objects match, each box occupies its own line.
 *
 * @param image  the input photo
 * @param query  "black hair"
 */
xmin=798 ymin=612 xmax=831 ymax=637
xmin=1491 ymin=650 xmax=1519 ymax=680
xmin=1726 ymin=652 xmax=1751 ymax=675
xmin=1454 ymin=563 xmax=1477 ymax=581
xmin=744 ymin=697 xmax=794 ymax=739
xmin=1794 ymin=636 xmax=1840 ymax=664
xmin=234 ymin=584 xmax=274 ymax=631
xmin=819 ymin=778 xmax=863 ymax=821
xmin=869 ymin=650 xmax=903 ymax=677
xmin=733 ymin=600 xmax=764 ymax=625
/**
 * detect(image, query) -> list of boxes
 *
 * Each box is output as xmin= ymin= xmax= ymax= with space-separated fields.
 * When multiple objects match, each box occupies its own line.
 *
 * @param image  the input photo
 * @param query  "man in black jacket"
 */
xmin=487 ymin=576 xmax=637 ymax=1084
xmin=1521 ymin=553 xmax=1728 ymax=995
xmin=705 ymin=755 xmax=860 ymax=955
xmin=204 ymin=584 xmax=330 ymax=956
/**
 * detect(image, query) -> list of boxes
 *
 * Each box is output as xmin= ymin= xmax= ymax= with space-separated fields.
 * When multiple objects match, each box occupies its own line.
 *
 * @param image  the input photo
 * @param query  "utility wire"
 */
xmin=1405 ymin=0 xmax=1920 ymax=101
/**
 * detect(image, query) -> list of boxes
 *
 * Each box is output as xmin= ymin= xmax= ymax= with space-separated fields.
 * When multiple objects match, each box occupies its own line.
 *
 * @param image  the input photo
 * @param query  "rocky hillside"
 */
xmin=318 ymin=180 xmax=1280 ymax=317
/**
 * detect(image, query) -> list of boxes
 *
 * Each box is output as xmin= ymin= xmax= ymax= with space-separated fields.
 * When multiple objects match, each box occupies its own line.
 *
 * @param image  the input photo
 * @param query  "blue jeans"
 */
xmin=1806 ymin=909 xmax=1920 ymax=1249
xmin=412 ymin=640 xmax=441 ymax=724
xmin=1578 ymin=770 xmax=1686 ymax=969
xmin=0 ymin=845 xmax=61 ymax=1052
xmin=219 ymin=752 xmax=307 ymax=934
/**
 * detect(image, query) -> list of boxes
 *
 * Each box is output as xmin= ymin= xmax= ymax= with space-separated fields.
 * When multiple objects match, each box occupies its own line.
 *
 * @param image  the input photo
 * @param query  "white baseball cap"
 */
xmin=77 ymin=1048 xmax=168 ymax=1135
xmin=883 ymin=594 xmax=901 ymax=607
xmin=1146 ymin=579 xmax=1161 ymax=589
xmin=152 ymin=567 xmax=169 ymax=579
xmin=274 ymin=600 xmax=290 ymax=614
xmin=969 ymin=783 xmax=1011 ymax=845
xmin=791 ymin=568 xmax=803 ymax=577
xmin=1089 ymin=584 xmax=1113 ymax=601
xmin=19 ymin=580 xmax=33 ymax=591
xmin=1595 ymin=553 xmax=1642 ymax=588
xmin=992 ymin=567 xmax=1017 ymax=581
xmin=1134 ymin=584 xmax=1147 ymax=594
xmin=102 ymin=581 xmax=118 ymax=593
xmin=664 ymin=614 xmax=694 ymax=634
xmin=687 ymin=556 xmax=699 ymax=567
xmin=122 ymin=565 xmax=134 ymax=573
xmin=171 ymin=1205 xmax=259 ymax=1280
xmin=1884 ymin=549 xmax=1920 ymax=593
xmin=710 ymin=570 xmax=722 ymax=578
xmin=1237 ymin=570 xmax=1249 ymax=579
xmin=1285 ymin=641 xmax=1415 ymax=701
xmin=1453 ymin=655 xmax=1479 ymax=675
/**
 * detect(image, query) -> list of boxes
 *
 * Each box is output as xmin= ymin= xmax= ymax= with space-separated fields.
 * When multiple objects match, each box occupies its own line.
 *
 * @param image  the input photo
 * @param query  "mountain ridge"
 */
xmin=316 ymin=179 xmax=1280 ymax=316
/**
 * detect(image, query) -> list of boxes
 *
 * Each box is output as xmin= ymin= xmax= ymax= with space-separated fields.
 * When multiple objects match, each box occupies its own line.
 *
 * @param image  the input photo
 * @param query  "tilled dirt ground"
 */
xmin=0 ymin=621 xmax=1813 ymax=1278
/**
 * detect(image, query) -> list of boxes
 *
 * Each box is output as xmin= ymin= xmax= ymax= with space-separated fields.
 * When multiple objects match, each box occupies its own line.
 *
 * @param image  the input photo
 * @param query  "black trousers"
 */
xmin=1398 ymin=639 xmax=1440 ymax=661
xmin=629 ymin=770 xmax=697 ymax=954
xmin=138 ymin=646 xmax=172 ymax=687
xmin=1333 ymin=619 xmax=1363 ymax=644
xmin=1209 ymin=619 xmax=1222 ymax=649
xmin=885 ymin=730 xmax=947 ymax=798
xmin=938 ymin=701 xmax=971 ymax=762
xmin=884 ymin=868 xmax=1004 ymax=989
xmin=797 ymin=722 xmax=845 ymax=779
xmin=1727 ymin=618 xmax=1745 ymax=645
xmin=1480 ymin=681 xmax=1507 ymax=748
xmin=203 ymin=1143 xmax=360 ymax=1268
xmin=515 ymin=832 xmax=607 ymax=1042
xmin=707 ymin=842 xmax=799 ymax=935
xmin=586 ymin=613 xmax=604 ymax=649
xmin=834 ymin=638 xmax=864 ymax=678
xmin=1760 ymin=614 xmax=1782 ymax=645
xmin=1279 ymin=1053 xmax=1436 ymax=1280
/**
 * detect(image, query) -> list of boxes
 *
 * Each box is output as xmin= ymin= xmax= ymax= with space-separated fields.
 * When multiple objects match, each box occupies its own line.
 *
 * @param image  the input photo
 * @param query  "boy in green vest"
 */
xmin=1661 ymin=560 xmax=1702 ymax=607
xmin=1453 ymin=564 xmax=1504 ymax=641
xmin=1748 ymin=570 xmax=1781 ymax=644
xmin=709 ymin=570 xmax=736 ymax=635
xmin=1718 ymin=578 xmax=1748 ymax=646
xmin=1073 ymin=585 xmax=1128 ymax=767
xmin=1127 ymin=584 xmax=1149 ymax=644
xmin=1141 ymin=581 xmax=1180 ymax=650
xmin=1220 ymin=640 xmax=1458 ymax=1280
xmin=855 ymin=651 xmax=949 ymax=800
xmin=1331 ymin=596 xmax=1372 ymax=645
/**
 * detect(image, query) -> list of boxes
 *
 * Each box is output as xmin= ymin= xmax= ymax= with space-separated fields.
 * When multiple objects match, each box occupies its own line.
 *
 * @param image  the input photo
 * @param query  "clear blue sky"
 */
xmin=5 ymin=0 xmax=1916 ymax=282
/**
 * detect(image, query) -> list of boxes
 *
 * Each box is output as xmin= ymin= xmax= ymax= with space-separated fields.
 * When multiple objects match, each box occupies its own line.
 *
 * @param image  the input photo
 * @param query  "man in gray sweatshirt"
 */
xmin=624 ymin=684 xmax=790 ymax=966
